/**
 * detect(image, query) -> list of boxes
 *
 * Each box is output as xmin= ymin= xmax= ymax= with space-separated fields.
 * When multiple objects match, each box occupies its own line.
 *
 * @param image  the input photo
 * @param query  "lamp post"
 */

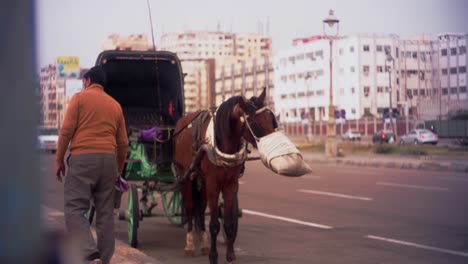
xmin=323 ymin=10 xmax=340 ymax=156
xmin=385 ymin=47 xmax=395 ymax=140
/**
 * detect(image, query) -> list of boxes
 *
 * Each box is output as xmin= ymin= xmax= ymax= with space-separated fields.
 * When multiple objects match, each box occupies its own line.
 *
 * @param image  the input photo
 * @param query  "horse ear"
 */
xmin=258 ymin=87 xmax=266 ymax=102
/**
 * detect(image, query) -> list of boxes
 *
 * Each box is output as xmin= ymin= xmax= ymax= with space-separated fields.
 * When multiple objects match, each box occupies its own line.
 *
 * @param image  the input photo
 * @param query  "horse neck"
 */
xmin=215 ymin=117 xmax=244 ymax=154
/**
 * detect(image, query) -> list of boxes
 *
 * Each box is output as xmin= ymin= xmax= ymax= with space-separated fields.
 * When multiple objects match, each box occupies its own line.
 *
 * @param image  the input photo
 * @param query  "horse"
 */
xmin=173 ymin=87 xmax=278 ymax=264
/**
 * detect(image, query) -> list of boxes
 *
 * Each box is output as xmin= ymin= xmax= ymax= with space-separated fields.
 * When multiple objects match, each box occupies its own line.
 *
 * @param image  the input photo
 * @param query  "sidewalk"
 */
xmin=42 ymin=206 xmax=164 ymax=264
xmin=286 ymin=136 xmax=468 ymax=174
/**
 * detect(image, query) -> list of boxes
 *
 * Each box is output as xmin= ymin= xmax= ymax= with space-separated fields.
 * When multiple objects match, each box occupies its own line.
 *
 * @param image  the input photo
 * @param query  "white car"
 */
xmin=37 ymin=129 xmax=59 ymax=153
xmin=399 ymin=129 xmax=438 ymax=145
xmin=342 ymin=129 xmax=361 ymax=141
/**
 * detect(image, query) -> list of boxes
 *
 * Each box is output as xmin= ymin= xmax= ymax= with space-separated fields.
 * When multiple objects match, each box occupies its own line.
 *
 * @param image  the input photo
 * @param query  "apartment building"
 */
xmin=102 ymin=34 xmax=150 ymax=51
xmin=38 ymin=58 xmax=83 ymax=129
xmin=214 ymin=55 xmax=274 ymax=107
xmin=160 ymin=31 xmax=272 ymax=111
xmin=274 ymin=33 xmax=449 ymax=123
xmin=405 ymin=33 xmax=467 ymax=120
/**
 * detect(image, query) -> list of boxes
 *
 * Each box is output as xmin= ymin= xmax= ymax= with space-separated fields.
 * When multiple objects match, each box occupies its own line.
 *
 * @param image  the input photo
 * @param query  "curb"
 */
xmin=42 ymin=206 xmax=163 ymax=264
xmin=303 ymin=156 xmax=468 ymax=174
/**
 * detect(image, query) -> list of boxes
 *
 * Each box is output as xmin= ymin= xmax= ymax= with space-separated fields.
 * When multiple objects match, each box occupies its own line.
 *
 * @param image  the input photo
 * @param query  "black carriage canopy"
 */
xmin=96 ymin=50 xmax=184 ymax=126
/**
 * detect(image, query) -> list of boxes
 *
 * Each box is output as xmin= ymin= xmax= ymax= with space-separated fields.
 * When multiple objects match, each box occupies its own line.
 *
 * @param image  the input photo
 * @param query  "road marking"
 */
xmin=435 ymin=176 xmax=468 ymax=182
xmin=376 ymin=182 xmax=449 ymax=191
xmin=297 ymin=189 xmax=373 ymax=201
xmin=243 ymin=209 xmax=333 ymax=229
xmin=366 ymin=235 xmax=468 ymax=258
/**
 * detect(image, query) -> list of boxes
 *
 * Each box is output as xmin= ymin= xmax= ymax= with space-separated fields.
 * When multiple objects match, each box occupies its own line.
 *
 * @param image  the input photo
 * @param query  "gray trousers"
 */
xmin=64 ymin=153 xmax=117 ymax=264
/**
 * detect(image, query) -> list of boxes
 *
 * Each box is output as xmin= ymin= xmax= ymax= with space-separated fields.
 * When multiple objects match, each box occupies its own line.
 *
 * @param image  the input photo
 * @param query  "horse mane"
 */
xmin=214 ymin=96 xmax=244 ymax=148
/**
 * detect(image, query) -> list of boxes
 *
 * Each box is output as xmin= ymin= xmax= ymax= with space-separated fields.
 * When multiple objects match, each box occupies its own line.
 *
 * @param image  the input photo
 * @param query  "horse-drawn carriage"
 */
xmin=87 ymin=50 xmax=310 ymax=263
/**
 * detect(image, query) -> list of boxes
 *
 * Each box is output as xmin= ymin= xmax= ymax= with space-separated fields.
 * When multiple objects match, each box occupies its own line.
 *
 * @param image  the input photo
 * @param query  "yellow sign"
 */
xmin=56 ymin=57 xmax=80 ymax=78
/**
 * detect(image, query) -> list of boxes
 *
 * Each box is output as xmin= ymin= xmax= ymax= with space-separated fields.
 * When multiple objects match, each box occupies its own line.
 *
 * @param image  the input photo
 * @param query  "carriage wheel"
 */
xmin=128 ymin=184 xmax=140 ymax=248
xmin=161 ymin=189 xmax=186 ymax=226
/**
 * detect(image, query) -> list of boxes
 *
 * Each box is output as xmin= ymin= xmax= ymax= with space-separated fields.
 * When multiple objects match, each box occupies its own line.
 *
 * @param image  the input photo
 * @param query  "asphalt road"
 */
xmin=41 ymin=152 xmax=468 ymax=264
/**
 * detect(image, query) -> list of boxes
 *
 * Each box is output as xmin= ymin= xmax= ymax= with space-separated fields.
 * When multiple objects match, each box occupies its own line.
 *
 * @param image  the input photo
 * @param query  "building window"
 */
xmin=405 ymin=51 xmax=412 ymax=58
xmin=441 ymin=49 xmax=447 ymax=56
xmin=364 ymin=108 xmax=371 ymax=115
xmin=412 ymin=52 xmax=418 ymax=59
xmin=315 ymin=50 xmax=324 ymax=58
xmin=460 ymin=86 xmax=467 ymax=93
xmin=350 ymin=66 xmax=355 ymax=73
xmin=407 ymin=89 xmax=412 ymax=96
xmin=363 ymin=45 xmax=370 ymax=52
xmin=442 ymin=68 xmax=448 ymax=75
xmin=376 ymin=45 xmax=383 ymax=52
xmin=350 ymin=46 xmax=355 ymax=53
xmin=364 ymin=86 xmax=370 ymax=94
xmin=450 ymin=47 xmax=457 ymax=55
xmin=460 ymin=46 xmax=466 ymax=54
xmin=433 ymin=89 xmax=438 ymax=95
xmin=351 ymin=87 xmax=355 ymax=94
xmin=339 ymin=48 xmax=343 ymax=55
xmin=377 ymin=66 xmax=383 ymax=73
xmin=451 ymin=87 xmax=458 ymax=94
xmin=413 ymin=89 xmax=418 ymax=96
xmin=450 ymin=67 xmax=457 ymax=74
xmin=442 ymin=88 xmax=448 ymax=95
xmin=420 ymin=89 xmax=426 ymax=96
xmin=459 ymin=66 xmax=466 ymax=73
xmin=377 ymin=86 xmax=383 ymax=93
xmin=351 ymin=108 xmax=356 ymax=114
xmin=396 ymin=78 xmax=399 ymax=85
xmin=396 ymin=47 xmax=399 ymax=58
xmin=363 ymin=65 xmax=370 ymax=73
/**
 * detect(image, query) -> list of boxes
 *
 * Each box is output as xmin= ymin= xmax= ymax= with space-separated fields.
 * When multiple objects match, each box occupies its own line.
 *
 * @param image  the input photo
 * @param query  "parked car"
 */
xmin=372 ymin=130 xmax=395 ymax=144
xmin=37 ymin=128 xmax=59 ymax=153
xmin=342 ymin=129 xmax=361 ymax=141
xmin=399 ymin=129 xmax=438 ymax=145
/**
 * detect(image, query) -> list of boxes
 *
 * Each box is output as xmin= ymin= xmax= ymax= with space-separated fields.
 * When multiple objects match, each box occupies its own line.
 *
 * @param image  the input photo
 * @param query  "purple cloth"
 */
xmin=140 ymin=127 xmax=163 ymax=141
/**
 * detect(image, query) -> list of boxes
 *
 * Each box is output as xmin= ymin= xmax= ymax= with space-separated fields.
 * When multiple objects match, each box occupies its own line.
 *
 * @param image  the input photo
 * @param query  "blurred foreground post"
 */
xmin=0 ymin=0 xmax=44 ymax=263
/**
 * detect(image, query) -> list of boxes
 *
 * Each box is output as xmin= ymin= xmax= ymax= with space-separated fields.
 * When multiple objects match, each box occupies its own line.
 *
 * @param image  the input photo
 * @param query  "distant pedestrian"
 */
xmin=55 ymin=66 xmax=128 ymax=264
xmin=430 ymin=125 xmax=437 ymax=134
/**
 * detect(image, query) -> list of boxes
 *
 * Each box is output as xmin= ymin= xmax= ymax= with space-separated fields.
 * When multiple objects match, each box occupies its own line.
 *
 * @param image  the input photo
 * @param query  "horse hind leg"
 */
xmin=180 ymin=179 xmax=196 ymax=257
xmin=195 ymin=177 xmax=209 ymax=255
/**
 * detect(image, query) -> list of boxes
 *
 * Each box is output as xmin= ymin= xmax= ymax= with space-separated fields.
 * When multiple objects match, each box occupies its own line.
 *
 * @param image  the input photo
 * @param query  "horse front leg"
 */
xmin=223 ymin=188 xmax=239 ymax=264
xmin=208 ymin=190 xmax=221 ymax=264
xmin=198 ymin=179 xmax=209 ymax=255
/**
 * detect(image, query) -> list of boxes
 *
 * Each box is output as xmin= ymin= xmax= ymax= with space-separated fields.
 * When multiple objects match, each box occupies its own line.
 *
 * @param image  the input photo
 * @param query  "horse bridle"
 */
xmin=241 ymin=106 xmax=278 ymax=142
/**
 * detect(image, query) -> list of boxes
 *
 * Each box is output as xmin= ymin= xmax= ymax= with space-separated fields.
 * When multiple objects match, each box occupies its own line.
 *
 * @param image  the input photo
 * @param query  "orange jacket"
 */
xmin=56 ymin=84 xmax=128 ymax=173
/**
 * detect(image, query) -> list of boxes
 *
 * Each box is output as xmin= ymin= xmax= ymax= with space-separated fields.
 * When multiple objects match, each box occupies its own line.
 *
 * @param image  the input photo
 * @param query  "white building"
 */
xmin=274 ymin=33 xmax=451 ymax=123
xmin=275 ymin=34 xmax=401 ymax=122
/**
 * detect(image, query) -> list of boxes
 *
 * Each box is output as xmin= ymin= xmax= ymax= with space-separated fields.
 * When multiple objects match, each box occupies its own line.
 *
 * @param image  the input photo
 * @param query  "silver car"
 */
xmin=342 ymin=129 xmax=361 ymax=141
xmin=399 ymin=129 xmax=438 ymax=145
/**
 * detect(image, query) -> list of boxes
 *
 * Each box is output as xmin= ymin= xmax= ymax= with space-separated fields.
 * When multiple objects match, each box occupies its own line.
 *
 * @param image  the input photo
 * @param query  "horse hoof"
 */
xmin=201 ymin=247 xmax=209 ymax=256
xmin=184 ymin=250 xmax=196 ymax=257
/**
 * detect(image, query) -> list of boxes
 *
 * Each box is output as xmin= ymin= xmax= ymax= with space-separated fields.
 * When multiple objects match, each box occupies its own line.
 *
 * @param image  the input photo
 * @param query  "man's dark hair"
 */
xmin=83 ymin=65 xmax=106 ymax=87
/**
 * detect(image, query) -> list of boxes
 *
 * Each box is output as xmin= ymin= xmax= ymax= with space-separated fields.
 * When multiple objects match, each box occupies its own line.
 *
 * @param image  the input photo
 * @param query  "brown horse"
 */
xmin=173 ymin=88 xmax=277 ymax=264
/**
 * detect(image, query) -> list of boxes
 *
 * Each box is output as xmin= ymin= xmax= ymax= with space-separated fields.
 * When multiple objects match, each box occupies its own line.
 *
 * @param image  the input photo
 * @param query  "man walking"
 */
xmin=55 ymin=66 xmax=128 ymax=264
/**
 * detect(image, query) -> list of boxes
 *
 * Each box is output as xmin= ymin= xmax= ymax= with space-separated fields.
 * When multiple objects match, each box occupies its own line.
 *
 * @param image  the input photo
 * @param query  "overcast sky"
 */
xmin=35 ymin=0 xmax=468 ymax=68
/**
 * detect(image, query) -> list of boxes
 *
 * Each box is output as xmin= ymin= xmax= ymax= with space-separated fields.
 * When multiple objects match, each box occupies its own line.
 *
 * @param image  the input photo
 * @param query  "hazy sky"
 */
xmin=36 ymin=0 xmax=468 ymax=68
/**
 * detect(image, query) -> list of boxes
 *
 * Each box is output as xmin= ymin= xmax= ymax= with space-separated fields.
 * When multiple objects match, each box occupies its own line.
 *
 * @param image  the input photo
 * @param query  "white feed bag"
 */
xmin=257 ymin=131 xmax=311 ymax=177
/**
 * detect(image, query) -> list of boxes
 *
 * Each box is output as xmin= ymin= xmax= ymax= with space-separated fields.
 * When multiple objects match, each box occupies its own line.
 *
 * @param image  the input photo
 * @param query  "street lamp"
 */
xmin=385 ymin=47 xmax=395 ymax=140
xmin=323 ymin=10 xmax=340 ymax=156
xmin=323 ymin=9 xmax=339 ymax=137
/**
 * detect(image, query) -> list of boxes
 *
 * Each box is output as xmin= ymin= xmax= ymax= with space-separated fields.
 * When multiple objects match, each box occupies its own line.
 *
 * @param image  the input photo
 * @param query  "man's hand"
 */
xmin=55 ymin=162 xmax=65 ymax=183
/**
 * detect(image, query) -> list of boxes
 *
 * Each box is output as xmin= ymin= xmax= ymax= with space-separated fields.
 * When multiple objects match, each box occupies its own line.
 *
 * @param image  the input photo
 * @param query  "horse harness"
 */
xmin=189 ymin=108 xmax=247 ymax=168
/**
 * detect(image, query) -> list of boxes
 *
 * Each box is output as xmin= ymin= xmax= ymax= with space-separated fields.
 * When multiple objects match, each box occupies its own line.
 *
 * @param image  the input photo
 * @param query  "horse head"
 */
xmin=238 ymin=87 xmax=278 ymax=148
